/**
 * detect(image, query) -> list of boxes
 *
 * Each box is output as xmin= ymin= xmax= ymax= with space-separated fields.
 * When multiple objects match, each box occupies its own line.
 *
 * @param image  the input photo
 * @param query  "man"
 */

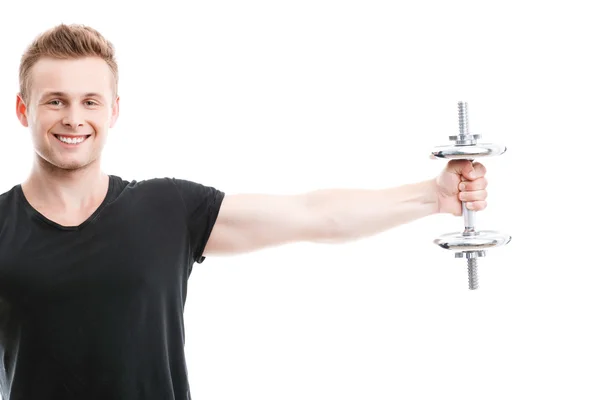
xmin=0 ymin=24 xmax=488 ymax=399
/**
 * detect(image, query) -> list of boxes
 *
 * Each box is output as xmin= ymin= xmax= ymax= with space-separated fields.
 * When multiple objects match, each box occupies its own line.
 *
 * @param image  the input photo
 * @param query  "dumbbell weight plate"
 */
xmin=434 ymin=230 xmax=512 ymax=252
xmin=431 ymin=143 xmax=507 ymax=160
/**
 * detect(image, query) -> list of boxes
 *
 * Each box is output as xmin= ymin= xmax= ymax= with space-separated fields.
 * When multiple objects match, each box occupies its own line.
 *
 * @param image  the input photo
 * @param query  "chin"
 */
xmin=43 ymin=156 xmax=95 ymax=171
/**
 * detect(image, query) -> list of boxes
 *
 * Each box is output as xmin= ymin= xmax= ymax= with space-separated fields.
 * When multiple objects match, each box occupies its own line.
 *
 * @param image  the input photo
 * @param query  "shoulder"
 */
xmin=0 ymin=185 xmax=22 ymax=233
xmin=121 ymin=176 xmax=222 ymax=196
xmin=108 ymin=175 xmax=186 ymax=197
xmin=0 ymin=184 xmax=21 ymax=211
xmin=116 ymin=175 xmax=225 ymax=209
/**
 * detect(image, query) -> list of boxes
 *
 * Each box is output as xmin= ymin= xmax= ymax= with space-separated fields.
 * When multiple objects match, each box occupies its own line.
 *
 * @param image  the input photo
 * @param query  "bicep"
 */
xmin=203 ymin=193 xmax=331 ymax=255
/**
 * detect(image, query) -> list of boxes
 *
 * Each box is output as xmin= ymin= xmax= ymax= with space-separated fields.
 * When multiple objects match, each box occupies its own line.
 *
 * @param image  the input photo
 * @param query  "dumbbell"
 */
xmin=431 ymin=101 xmax=511 ymax=290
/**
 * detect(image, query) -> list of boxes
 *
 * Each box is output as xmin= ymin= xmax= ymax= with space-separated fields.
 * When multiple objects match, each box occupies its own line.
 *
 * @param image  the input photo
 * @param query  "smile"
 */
xmin=53 ymin=134 xmax=92 ymax=145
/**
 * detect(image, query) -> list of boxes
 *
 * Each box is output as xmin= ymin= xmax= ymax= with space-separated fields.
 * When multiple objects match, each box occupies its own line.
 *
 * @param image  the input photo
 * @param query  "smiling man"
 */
xmin=0 ymin=24 xmax=488 ymax=399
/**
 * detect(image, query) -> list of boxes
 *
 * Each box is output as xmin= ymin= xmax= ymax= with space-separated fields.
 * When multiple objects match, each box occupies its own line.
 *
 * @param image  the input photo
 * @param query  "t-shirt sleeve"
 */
xmin=169 ymin=178 xmax=225 ymax=264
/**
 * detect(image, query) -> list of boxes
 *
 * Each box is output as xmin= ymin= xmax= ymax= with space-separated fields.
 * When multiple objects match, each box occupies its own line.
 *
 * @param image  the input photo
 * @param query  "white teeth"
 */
xmin=57 ymin=136 xmax=86 ymax=144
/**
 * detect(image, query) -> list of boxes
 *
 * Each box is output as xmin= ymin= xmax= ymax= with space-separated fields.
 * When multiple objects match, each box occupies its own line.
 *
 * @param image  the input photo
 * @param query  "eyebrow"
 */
xmin=40 ymin=91 xmax=105 ymax=100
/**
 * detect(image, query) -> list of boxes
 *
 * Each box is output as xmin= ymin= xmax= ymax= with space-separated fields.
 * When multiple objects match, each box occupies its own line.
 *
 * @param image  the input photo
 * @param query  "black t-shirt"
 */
xmin=0 ymin=175 xmax=225 ymax=399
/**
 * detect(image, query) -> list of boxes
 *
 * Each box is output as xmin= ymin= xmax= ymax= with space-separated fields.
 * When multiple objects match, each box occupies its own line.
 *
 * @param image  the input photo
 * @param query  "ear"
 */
xmin=16 ymin=93 xmax=29 ymax=127
xmin=109 ymin=95 xmax=120 ymax=128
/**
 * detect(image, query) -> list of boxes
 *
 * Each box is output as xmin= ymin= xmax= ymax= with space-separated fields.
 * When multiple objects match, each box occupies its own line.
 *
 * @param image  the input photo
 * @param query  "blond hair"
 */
xmin=19 ymin=23 xmax=118 ymax=105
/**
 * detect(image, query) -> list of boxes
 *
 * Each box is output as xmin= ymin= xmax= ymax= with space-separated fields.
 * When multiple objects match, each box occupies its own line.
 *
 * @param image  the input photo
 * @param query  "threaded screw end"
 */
xmin=458 ymin=101 xmax=469 ymax=136
xmin=467 ymin=258 xmax=478 ymax=290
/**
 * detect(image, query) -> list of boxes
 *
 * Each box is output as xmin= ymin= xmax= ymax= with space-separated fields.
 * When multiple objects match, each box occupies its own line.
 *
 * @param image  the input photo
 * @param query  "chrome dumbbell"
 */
xmin=431 ymin=101 xmax=511 ymax=290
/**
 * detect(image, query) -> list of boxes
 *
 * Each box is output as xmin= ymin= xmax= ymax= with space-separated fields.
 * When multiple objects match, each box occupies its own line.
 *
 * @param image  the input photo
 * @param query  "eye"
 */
xmin=48 ymin=100 xmax=63 ymax=106
xmin=85 ymin=100 xmax=99 ymax=106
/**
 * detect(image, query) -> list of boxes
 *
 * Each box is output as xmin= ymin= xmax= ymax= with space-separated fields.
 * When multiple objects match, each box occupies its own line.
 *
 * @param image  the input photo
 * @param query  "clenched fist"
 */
xmin=435 ymin=159 xmax=488 ymax=216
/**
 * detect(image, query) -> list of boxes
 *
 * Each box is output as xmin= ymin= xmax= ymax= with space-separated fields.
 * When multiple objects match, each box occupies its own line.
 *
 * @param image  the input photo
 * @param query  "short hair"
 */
xmin=19 ymin=23 xmax=119 ymax=105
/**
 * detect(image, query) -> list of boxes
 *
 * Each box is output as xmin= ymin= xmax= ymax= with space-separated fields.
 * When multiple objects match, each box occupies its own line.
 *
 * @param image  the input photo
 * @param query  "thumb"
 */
xmin=449 ymin=159 xmax=476 ymax=179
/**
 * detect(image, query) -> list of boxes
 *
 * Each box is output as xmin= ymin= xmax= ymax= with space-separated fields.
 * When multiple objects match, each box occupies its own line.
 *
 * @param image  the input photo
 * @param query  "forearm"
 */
xmin=306 ymin=179 xmax=440 ymax=243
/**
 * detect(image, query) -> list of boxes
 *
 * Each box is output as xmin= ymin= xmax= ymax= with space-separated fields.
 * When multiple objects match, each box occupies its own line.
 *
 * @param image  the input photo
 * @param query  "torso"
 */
xmin=0 ymin=175 xmax=224 ymax=399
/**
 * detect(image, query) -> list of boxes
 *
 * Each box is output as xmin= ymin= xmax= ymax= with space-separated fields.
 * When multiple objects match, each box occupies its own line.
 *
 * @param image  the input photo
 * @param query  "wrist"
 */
xmin=424 ymin=178 xmax=442 ymax=214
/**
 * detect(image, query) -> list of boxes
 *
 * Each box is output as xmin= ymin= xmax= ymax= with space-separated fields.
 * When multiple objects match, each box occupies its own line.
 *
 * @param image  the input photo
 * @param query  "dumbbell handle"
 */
xmin=462 ymin=158 xmax=476 ymax=234
xmin=463 ymin=202 xmax=475 ymax=234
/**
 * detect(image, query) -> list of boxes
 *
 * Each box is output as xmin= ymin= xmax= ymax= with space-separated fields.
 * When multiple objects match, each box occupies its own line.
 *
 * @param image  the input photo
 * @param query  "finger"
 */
xmin=459 ymin=189 xmax=488 ymax=202
xmin=458 ymin=177 xmax=488 ymax=191
xmin=449 ymin=160 xmax=486 ymax=180
xmin=448 ymin=159 xmax=473 ymax=176
xmin=455 ymin=161 xmax=486 ymax=180
xmin=469 ymin=162 xmax=487 ymax=179
xmin=464 ymin=200 xmax=487 ymax=211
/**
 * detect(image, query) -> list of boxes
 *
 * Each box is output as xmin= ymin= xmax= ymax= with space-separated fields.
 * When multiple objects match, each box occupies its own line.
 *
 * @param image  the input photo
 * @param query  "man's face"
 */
xmin=16 ymin=57 xmax=119 ymax=171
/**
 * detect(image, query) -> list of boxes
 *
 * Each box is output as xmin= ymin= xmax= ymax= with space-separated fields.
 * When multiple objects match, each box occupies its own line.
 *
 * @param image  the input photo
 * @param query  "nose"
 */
xmin=61 ymin=107 xmax=85 ymax=129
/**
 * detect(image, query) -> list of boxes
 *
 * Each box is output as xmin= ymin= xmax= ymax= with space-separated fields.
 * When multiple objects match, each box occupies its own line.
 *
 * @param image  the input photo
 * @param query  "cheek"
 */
xmin=92 ymin=115 xmax=111 ymax=130
xmin=30 ymin=112 xmax=53 ymax=132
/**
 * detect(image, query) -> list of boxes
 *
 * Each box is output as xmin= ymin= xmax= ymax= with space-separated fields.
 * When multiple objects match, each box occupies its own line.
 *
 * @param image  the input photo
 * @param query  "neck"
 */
xmin=22 ymin=156 xmax=109 ymax=212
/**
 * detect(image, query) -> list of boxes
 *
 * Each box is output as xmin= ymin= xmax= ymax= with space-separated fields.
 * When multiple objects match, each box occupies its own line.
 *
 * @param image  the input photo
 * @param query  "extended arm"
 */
xmin=204 ymin=179 xmax=438 ymax=255
xmin=204 ymin=160 xmax=487 ymax=256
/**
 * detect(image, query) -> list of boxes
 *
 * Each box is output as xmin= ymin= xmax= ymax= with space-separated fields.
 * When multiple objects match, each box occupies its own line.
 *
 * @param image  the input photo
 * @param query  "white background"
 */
xmin=1 ymin=1 xmax=599 ymax=399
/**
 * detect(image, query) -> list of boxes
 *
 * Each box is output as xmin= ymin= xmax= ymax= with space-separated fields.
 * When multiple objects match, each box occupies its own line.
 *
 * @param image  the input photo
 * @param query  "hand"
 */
xmin=435 ymin=159 xmax=488 ymax=216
